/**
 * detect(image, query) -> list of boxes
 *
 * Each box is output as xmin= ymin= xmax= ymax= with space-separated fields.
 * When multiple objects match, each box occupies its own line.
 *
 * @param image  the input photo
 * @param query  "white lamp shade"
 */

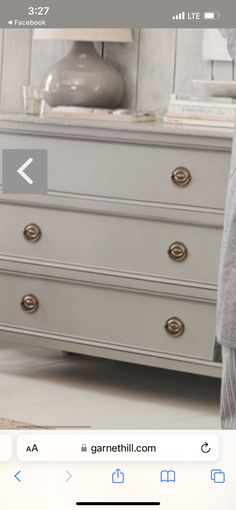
xmin=34 ymin=28 xmax=133 ymax=43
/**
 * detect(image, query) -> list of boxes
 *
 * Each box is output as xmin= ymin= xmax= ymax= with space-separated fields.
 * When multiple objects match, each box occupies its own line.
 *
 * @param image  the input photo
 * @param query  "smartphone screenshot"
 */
xmin=0 ymin=0 xmax=235 ymax=507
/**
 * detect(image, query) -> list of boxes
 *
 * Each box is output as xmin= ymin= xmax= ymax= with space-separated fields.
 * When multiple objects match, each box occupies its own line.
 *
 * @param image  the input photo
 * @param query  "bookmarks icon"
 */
xmin=160 ymin=469 xmax=176 ymax=482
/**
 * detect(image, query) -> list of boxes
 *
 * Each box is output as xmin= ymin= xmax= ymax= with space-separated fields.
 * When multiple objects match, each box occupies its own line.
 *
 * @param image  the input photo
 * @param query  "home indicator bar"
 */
xmin=75 ymin=504 xmax=161 ymax=507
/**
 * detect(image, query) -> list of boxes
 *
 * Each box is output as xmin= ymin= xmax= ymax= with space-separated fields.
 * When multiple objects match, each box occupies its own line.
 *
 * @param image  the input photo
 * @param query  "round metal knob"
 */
xmin=21 ymin=294 xmax=39 ymax=313
xmin=164 ymin=317 xmax=185 ymax=337
xmin=171 ymin=167 xmax=191 ymax=187
xmin=23 ymin=223 xmax=42 ymax=242
xmin=168 ymin=242 xmax=188 ymax=262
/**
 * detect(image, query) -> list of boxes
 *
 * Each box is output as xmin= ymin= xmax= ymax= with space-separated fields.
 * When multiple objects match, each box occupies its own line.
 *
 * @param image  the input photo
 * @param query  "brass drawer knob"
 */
xmin=23 ymin=223 xmax=42 ymax=242
xmin=21 ymin=294 xmax=39 ymax=313
xmin=171 ymin=167 xmax=191 ymax=187
xmin=168 ymin=242 xmax=188 ymax=262
xmin=164 ymin=317 xmax=185 ymax=337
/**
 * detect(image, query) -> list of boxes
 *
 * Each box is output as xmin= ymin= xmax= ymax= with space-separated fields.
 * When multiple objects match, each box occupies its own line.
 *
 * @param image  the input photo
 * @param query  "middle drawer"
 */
xmin=0 ymin=203 xmax=222 ymax=284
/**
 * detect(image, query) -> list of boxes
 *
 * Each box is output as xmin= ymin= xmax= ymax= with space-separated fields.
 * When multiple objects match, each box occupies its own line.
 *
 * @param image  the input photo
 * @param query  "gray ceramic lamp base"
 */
xmin=44 ymin=41 xmax=124 ymax=108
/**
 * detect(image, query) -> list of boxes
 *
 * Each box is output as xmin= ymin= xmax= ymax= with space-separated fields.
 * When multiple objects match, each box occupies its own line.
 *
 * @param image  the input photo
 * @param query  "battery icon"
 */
xmin=203 ymin=11 xmax=220 ymax=20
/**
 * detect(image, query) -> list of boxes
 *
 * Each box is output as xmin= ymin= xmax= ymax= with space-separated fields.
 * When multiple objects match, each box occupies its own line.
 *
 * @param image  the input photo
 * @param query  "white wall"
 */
xmin=0 ymin=28 xmax=234 ymax=114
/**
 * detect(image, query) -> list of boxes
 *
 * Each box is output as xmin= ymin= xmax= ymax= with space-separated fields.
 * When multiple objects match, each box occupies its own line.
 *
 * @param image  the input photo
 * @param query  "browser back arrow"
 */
xmin=17 ymin=157 xmax=34 ymax=184
xmin=14 ymin=470 xmax=21 ymax=482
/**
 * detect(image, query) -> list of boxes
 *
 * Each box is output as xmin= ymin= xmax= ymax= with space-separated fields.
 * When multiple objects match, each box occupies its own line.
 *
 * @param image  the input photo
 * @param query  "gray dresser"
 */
xmin=0 ymin=115 xmax=233 ymax=377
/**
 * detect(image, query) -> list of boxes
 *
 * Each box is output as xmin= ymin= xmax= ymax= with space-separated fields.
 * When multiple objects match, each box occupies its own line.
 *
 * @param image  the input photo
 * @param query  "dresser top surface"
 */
xmin=0 ymin=113 xmax=233 ymax=150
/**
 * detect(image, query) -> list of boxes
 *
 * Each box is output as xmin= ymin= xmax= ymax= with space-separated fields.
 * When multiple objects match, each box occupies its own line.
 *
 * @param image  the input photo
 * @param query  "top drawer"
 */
xmin=0 ymin=133 xmax=230 ymax=209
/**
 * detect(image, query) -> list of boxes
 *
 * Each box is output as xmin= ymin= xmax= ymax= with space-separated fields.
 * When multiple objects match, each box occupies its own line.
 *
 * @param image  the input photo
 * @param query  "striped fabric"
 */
xmin=221 ymin=346 xmax=236 ymax=429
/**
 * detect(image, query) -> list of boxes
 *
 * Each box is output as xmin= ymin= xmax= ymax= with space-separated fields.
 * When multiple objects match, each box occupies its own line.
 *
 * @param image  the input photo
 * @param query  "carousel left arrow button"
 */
xmin=17 ymin=157 xmax=34 ymax=184
xmin=2 ymin=149 xmax=47 ymax=194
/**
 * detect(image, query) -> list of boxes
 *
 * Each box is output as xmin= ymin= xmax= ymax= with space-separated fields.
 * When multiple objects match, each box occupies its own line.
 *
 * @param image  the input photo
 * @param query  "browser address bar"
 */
xmin=17 ymin=432 xmax=219 ymax=462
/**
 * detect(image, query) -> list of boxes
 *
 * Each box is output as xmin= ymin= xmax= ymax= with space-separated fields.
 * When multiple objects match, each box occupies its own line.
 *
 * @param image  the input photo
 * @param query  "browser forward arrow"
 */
xmin=65 ymin=470 xmax=72 ymax=482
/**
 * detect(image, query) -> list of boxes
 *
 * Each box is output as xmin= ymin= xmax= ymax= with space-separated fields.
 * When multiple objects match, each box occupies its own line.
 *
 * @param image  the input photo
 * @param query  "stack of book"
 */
xmin=163 ymin=94 xmax=236 ymax=129
xmin=47 ymin=107 xmax=156 ymax=123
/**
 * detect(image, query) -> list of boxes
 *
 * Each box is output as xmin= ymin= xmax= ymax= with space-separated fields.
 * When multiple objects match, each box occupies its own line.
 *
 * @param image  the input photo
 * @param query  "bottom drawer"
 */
xmin=0 ymin=273 xmax=216 ymax=360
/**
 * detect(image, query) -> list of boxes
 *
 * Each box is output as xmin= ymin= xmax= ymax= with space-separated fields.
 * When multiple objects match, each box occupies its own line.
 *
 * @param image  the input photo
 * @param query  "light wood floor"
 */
xmin=0 ymin=342 xmax=221 ymax=429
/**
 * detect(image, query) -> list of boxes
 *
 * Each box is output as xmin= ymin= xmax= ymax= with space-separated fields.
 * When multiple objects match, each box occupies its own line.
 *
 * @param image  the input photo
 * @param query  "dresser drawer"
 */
xmin=0 ymin=273 xmax=216 ymax=360
xmin=0 ymin=203 xmax=222 ymax=284
xmin=0 ymin=134 xmax=230 ymax=209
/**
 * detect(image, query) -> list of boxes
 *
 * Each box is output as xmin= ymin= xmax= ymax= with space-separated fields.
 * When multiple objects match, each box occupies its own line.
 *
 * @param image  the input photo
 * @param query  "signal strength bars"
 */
xmin=172 ymin=11 xmax=185 ymax=20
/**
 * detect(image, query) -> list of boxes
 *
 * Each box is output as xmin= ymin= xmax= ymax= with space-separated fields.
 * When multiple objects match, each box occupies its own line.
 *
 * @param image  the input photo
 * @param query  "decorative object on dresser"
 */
xmin=164 ymin=93 xmax=236 ymax=129
xmin=47 ymin=107 xmax=156 ymax=123
xmin=22 ymin=85 xmax=45 ymax=116
xmin=0 ymin=115 xmax=233 ymax=378
xmin=34 ymin=29 xmax=133 ymax=108
xmin=192 ymin=79 xmax=236 ymax=99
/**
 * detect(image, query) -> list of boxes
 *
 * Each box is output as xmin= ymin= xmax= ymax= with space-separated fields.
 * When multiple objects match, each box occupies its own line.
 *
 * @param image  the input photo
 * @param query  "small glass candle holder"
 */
xmin=22 ymin=85 xmax=45 ymax=116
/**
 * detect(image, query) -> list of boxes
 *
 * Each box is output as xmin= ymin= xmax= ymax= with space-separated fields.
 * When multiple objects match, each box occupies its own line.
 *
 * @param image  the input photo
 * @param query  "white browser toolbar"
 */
xmin=0 ymin=430 xmax=234 ymax=510
xmin=16 ymin=431 xmax=219 ymax=462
